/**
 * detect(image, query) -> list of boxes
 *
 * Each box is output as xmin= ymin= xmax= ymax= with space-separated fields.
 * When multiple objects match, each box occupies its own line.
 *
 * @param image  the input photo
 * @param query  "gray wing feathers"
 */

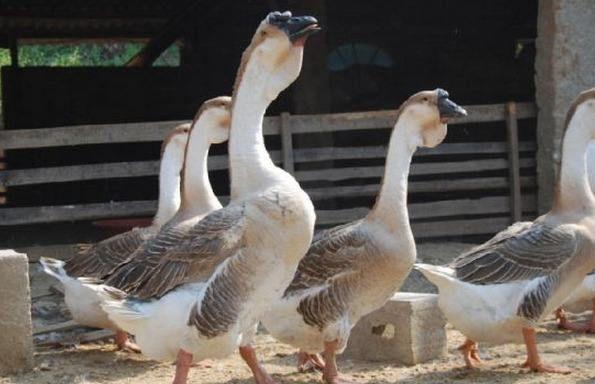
xmin=187 ymin=248 xmax=254 ymax=338
xmin=517 ymin=274 xmax=561 ymax=321
xmin=104 ymin=204 xmax=246 ymax=299
xmin=64 ymin=227 xmax=149 ymax=278
xmin=284 ymin=220 xmax=368 ymax=330
xmin=452 ymin=222 xmax=579 ymax=285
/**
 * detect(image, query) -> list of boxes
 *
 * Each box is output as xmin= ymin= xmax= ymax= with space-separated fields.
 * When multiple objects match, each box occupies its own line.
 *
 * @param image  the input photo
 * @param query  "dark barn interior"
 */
xmin=0 ymin=0 xmax=538 ymax=247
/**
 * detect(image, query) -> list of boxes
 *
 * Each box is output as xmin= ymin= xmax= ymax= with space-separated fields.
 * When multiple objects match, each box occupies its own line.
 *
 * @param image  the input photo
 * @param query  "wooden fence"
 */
xmin=0 ymin=102 xmax=537 ymax=239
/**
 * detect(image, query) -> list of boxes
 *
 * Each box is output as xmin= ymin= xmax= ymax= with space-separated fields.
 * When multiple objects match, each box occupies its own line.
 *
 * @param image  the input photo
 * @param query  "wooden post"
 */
xmin=126 ymin=2 xmax=206 ymax=67
xmin=9 ymin=39 xmax=18 ymax=68
xmin=505 ymin=102 xmax=522 ymax=222
xmin=280 ymin=112 xmax=294 ymax=174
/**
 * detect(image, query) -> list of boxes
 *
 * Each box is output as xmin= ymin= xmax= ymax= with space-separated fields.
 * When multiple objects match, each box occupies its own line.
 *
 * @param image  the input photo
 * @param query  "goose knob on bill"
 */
xmin=416 ymin=88 xmax=595 ymax=374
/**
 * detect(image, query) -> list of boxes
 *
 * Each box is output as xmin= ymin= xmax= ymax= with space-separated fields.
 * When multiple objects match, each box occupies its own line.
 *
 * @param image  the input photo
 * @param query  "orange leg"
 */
xmin=172 ymin=349 xmax=193 ymax=384
xmin=321 ymin=341 xmax=355 ymax=384
xmin=239 ymin=344 xmax=276 ymax=384
xmin=297 ymin=350 xmax=325 ymax=372
xmin=555 ymin=301 xmax=595 ymax=333
xmin=457 ymin=339 xmax=482 ymax=369
xmin=114 ymin=330 xmax=141 ymax=353
xmin=521 ymin=327 xmax=571 ymax=374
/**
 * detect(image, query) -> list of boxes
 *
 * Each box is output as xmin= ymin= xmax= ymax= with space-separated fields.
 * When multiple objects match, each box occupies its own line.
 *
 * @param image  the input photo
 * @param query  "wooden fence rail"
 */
xmin=0 ymin=102 xmax=538 ymax=239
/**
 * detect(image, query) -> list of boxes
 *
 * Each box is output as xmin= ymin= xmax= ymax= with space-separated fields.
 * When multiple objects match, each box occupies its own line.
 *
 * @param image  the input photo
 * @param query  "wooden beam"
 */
xmin=0 ymin=103 xmax=537 ymax=150
xmin=126 ymin=1 xmax=206 ymax=67
xmin=295 ymin=158 xmax=536 ymax=183
xmin=506 ymin=102 xmax=522 ymax=222
xmin=315 ymin=195 xmax=537 ymax=225
xmin=34 ymin=320 xmax=80 ymax=335
xmin=280 ymin=112 xmax=294 ymax=174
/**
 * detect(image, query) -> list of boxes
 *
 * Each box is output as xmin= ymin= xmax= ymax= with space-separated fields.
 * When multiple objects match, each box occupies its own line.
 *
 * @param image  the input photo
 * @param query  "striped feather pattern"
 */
xmin=283 ymin=220 xmax=370 ymax=330
xmin=451 ymin=221 xmax=579 ymax=285
xmin=517 ymin=274 xmax=560 ymax=320
xmin=103 ymin=204 xmax=246 ymax=299
xmin=187 ymin=247 xmax=254 ymax=338
xmin=64 ymin=227 xmax=151 ymax=278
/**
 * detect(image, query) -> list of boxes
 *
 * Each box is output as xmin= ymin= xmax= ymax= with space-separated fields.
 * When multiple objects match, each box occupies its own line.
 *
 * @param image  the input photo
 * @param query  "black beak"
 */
xmin=267 ymin=11 xmax=320 ymax=42
xmin=437 ymin=89 xmax=467 ymax=119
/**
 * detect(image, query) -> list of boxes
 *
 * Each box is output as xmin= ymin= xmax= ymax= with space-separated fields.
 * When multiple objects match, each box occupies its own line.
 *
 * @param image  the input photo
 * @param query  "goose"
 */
xmin=95 ymin=12 xmax=319 ymax=384
xmin=554 ymin=143 xmax=595 ymax=333
xmin=416 ymin=88 xmax=595 ymax=374
xmin=39 ymin=123 xmax=190 ymax=352
xmin=260 ymin=89 xmax=467 ymax=384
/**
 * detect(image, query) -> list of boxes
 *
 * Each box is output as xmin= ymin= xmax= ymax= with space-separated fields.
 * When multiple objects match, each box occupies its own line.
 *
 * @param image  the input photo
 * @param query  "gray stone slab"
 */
xmin=343 ymin=292 xmax=446 ymax=365
xmin=0 ymin=250 xmax=33 ymax=374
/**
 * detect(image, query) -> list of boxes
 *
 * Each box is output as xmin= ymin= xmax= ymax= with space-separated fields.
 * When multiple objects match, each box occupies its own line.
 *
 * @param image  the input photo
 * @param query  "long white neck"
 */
xmin=368 ymin=118 xmax=417 ymax=234
xmin=152 ymin=143 xmax=184 ymax=227
xmin=555 ymin=113 xmax=595 ymax=212
xmin=179 ymin=129 xmax=222 ymax=218
xmin=229 ymin=62 xmax=284 ymax=199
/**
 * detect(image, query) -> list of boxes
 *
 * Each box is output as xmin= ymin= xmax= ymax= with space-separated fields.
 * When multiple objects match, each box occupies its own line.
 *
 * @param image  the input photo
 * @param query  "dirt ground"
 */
xmin=5 ymin=244 xmax=592 ymax=384
xmin=2 ymin=318 xmax=594 ymax=384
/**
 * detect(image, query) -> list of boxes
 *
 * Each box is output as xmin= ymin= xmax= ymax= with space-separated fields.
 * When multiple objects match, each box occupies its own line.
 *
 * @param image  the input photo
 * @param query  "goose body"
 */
xmin=417 ymin=220 xmax=592 ymax=344
xmin=416 ymin=88 xmax=595 ymax=373
xmin=261 ymin=89 xmax=467 ymax=383
xmin=97 ymin=12 xmax=320 ymax=384
xmin=560 ymin=272 xmax=595 ymax=314
xmin=554 ymin=143 xmax=595 ymax=331
xmin=39 ymin=125 xmax=189 ymax=347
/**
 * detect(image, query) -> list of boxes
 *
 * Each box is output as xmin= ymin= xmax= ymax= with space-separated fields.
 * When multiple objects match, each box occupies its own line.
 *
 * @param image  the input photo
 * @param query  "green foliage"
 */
xmin=0 ymin=42 xmax=180 ymax=111
xmin=0 ymin=41 xmax=180 ymax=68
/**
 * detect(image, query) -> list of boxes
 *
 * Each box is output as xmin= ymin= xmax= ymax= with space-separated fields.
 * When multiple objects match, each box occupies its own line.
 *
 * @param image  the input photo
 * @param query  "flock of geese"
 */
xmin=38 ymin=11 xmax=595 ymax=384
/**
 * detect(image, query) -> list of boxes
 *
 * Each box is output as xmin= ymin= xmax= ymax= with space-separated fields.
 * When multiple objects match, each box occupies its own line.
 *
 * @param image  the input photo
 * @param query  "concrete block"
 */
xmin=0 ymin=250 xmax=33 ymax=374
xmin=343 ymin=292 xmax=446 ymax=365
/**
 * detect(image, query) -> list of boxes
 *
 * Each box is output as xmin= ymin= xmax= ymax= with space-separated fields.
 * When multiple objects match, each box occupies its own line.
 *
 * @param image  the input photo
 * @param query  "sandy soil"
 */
xmin=2 ymin=318 xmax=594 ymax=384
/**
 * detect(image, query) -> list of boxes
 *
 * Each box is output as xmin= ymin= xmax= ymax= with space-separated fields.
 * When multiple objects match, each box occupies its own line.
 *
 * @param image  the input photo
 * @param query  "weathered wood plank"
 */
xmin=306 ymin=176 xmax=536 ymax=200
xmin=411 ymin=217 xmax=512 ymax=238
xmin=0 ymin=141 xmax=535 ymax=187
xmin=0 ymin=201 xmax=158 ymax=226
xmin=287 ymin=102 xmax=536 ymax=134
xmin=295 ymin=158 xmax=535 ymax=182
xmin=280 ymin=112 xmax=295 ymax=174
xmin=0 ymin=119 xmax=282 ymax=150
xmin=316 ymin=195 xmax=536 ymax=225
xmin=506 ymin=102 xmax=522 ymax=222
xmin=0 ymin=103 xmax=536 ymax=150
xmin=0 ymin=152 xmax=282 ymax=187
xmin=34 ymin=320 xmax=80 ymax=335
xmin=0 ymin=176 xmax=537 ymax=226
xmin=294 ymin=142 xmax=535 ymax=163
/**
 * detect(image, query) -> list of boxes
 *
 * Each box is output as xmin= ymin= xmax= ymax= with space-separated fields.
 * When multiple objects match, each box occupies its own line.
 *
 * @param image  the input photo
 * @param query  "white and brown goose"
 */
xmin=555 ymin=142 xmax=595 ymax=333
xmin=260 ymin=89 xmax=467 ymax=384
xmin=96 ymin=12 xmax=319 ymax=384
xmin=39 ymin=123 xmax=190 ymax=351
xmin=416 ymin=88 xmax=595 ymax=374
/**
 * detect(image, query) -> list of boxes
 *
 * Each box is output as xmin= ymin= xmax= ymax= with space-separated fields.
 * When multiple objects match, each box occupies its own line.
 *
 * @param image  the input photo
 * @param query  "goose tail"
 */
xmin=98 ymin=286 xmax=148 ymax=335
xmin=414 ymin=263 xmax=457 ymax=291
xmin=39 ymin=257 xmax=69 ymax=283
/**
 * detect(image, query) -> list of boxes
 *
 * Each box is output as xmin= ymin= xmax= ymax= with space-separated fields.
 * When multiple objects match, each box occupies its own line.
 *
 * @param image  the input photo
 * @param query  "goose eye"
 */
xmin=422 ymin=97 xmax=429 ymax=102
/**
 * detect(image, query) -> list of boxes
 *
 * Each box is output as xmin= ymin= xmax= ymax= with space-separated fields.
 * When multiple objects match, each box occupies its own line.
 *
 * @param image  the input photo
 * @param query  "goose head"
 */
xmin=161 ymin=124 xmax=190 ymax=157
xmin=191 ymin=96 xmax=232 ymax=144
xmin=233 ymin=11 xmax=320 ymax=102
xmin=565 ymin=88 xmax=595 ymax=141
xmin=396 ymin=88 xmax=467 ymax=150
